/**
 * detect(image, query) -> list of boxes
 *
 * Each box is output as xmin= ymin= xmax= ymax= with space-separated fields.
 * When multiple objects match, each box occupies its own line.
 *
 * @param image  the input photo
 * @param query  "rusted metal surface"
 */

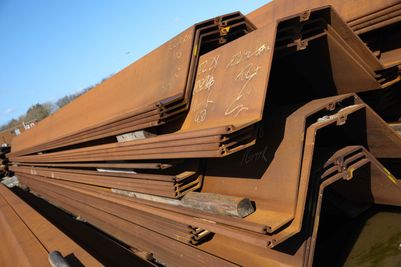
xmin=247 ymin=0 xmax=401 ymax=68
xmin=199 ymin=95 xmax=401 ymax=247
xmin=307 ymin=144 xmax=401 ymax=266
xmin=356 ymin=96 xmax=401 ymax=158
xmin=14 ymin=94 xmax=401 ymax=266
xmin=247 ymin=0 xmax=401 ymax=30
xmin=10 ymin=13 xmax=255 ymax=157
xmin=0 ymin=121 xmax=36 ymax=146
xmin=11 ymin=23 xmax=194 ymax=154
xmin=16 ymin=161 xmax=175 ymax=169
xmin=11 ymin=7 xmax=393 ymax=164
xmin=5 ymin=1 xmax=401 ymax=267
xmin=18 ymin=175 xmax=237 ymax=267
xmin=389 ymin=122 xmax=401 ymax=135
xmin=0 ymin=184 xmax=101 ymax=266
xmin=0 ymin=190 xmax=49 ymax=266
xmin=10 ymin=125 xmax=256 ymax=163
xmin=350 ymin=3 xmax=401 ymax=34
xmin=272 ymin=7 xmax=400 ymax=93
xmin=12 ymin=165 xmax=203 ymax=198
xmin=22 ymin=174 xmax=211 ymax=246
xmin=0 ymin=130 xmax=14 ymax=146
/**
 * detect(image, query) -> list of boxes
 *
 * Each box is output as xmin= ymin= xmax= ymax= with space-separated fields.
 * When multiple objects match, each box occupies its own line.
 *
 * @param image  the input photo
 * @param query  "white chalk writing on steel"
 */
xmin=168 ymin=33 xmax=190 ymax=50
xmin=162 ymin=33 xmax=191 ymax=89
xmin=226 ymin=44 xmax=269 ymax=68
xmin=224 ymin=43 xmax=269 ymax=118
xmin=193 ymin=55 xmax=220 ymax=123
xmin=225 ymin=63 xmax=261 ymax=117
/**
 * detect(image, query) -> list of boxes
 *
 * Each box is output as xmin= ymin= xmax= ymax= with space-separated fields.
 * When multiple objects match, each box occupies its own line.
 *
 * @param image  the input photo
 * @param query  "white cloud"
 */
xmin=3 ymin=108 xmax=14 ymax=115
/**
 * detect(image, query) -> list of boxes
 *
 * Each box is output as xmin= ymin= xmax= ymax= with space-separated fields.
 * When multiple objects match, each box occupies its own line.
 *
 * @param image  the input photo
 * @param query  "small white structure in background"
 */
xmin=13 ymin=120 xmax=37 ymax=136
xmin=23 ymin=121 xmax=36 ymax=130
xmin=14 ymin=128 xmax=21 ymax=136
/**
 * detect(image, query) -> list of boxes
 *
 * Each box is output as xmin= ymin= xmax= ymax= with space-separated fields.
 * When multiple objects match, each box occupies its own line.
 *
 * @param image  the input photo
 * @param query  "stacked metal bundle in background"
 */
xmin=1 ymin=1 xmax=401 ymax=266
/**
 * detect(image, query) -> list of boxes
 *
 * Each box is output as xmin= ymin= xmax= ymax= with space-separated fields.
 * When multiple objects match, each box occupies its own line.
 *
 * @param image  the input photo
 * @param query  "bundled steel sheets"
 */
xmin=4 ymin=1 xmax=401 ymax=267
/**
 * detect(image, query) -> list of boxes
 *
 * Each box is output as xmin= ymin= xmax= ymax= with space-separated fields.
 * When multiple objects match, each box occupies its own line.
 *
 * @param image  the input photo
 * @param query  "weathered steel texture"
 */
xmin=11 ymin=7 xmax=389 ymax=164
xmin=10 ymin=125 xmax=257 ymax=163
xmin=181 ymin=24 xmax=274 ymax=131
xmin=269 ymin=104 xmax=369 ymax=245
xmin=10 ymin=13 xmax=255 ymax=157
xmin=14 ymin=93 xmax=398 ymax=243
xmin=0 ymin=121 xmax=36 ymax=146
xmin=201 ymin=94 xmax=350 ymax=222
xmin=11 ymin=24 xmax=195 ymax=154
xmin=16 ymin=113 xmax=401 ymax=267
xmin=5 ymin=1 xmax=401 ymax=267
xmin=248 ymin=0 xmax=401 ymax=68
xmin=10 ymin=7 xmax=396 ymax=165
xmin=0 ymin=130 xmax=14 ymax=145
xmin=349 ymin=3 xmax=401 ymax=34
xmin=266 ymin=103 xmax=400 ymax=247
xmin=12 ymin=166 xmax=203 ymax=198
xmin=322 ymin=146 xmax=401 ymax=205
xmin=18 ymin=175 xmax=237 ymax=267
xmin=0 ymin=184 xmax=101 ymax=266
xmin=7 ymin=18 xmax=273 ymax=163
xmin=389 ymin=122 xmax=401 ymax=134
xmin=356 ymin=96 xmax=401 ymax=158
xmin=248 ymin=0 xmax=401 ymax=29
xmin=277 ymin=7 xmax=383 ymax=70
xmin=273 ymin=7 xmax=394 ymax=92
xmin=199 ymin=92 xmax=401 ymax=249
xmin=0 ymin=190 xmax=49 ymax=266
xmin=16 ymin=161 xmax=175 ymax=169
xmin=307 ymin=144 xmax=401 ymax=266
xmin=197 ymin=96 xmax=362 ymax=246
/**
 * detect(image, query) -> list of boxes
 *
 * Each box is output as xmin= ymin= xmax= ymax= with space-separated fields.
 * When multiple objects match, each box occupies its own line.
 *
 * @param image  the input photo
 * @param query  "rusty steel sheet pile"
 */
xmin=3 ymin=1 xmax=401 ymax=266
xmin=0 ymin=130 xmax=14 ymax=146
xmin=248 ymin=0 xmax=401 ymax=67
xmin=0 ymin=184 xmax=101 ymax=266
xmin=9 ymin=12 xmax=255 ymax=158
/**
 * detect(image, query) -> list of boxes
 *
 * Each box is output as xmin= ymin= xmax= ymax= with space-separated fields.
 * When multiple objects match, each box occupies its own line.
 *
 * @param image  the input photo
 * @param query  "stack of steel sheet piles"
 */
xmin=248 ymin=0 xmax=401 ymax=66
xmin=9 ymin=12 xmax=255 ymax=158
xmin=0 ymin=184 xmax=101 ymax=266
xmin=4 ymin=1 xmax=401 ymax=266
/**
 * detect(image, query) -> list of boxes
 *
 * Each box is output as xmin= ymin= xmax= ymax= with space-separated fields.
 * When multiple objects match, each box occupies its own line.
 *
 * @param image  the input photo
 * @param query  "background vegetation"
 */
xmin=0 ymin=76 xmax=112 ymax=131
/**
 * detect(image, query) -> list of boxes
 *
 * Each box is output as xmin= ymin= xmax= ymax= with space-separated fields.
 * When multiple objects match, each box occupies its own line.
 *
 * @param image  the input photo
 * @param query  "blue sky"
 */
xmin=0 ymin=0 xmax=269 ymax=125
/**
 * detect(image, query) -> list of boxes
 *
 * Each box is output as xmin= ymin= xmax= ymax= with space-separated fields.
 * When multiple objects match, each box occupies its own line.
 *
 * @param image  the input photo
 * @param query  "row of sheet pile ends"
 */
xmin=4 ymin=2 xmax=401 ymax=267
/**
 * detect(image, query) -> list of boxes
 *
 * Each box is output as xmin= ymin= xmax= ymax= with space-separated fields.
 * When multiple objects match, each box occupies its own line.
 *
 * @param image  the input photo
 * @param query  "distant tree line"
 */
xmin=0 ymin=75 xmax=112 ymax=131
